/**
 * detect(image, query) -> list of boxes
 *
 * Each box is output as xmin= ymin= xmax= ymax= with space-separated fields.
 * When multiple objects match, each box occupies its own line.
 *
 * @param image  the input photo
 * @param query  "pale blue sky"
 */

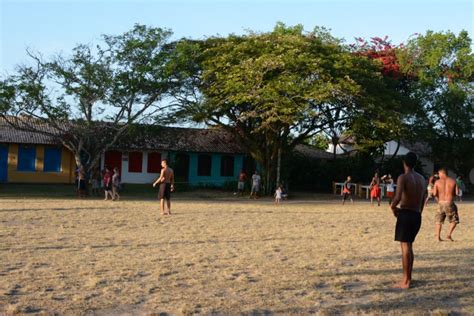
xmin=1 ymin=0 xmax=473 ymax=74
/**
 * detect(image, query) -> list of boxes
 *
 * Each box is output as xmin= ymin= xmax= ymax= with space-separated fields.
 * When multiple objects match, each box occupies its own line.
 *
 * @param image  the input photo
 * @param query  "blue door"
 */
xmin=0 ymin=144 xmax=8 ymax=183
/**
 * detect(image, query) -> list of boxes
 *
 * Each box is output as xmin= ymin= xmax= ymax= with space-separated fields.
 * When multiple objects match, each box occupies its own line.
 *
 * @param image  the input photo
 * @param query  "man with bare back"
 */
xmin=153 ymin=159 xmax=175 ymax=216
xmin=432 ymin=168 xmax=460 ymax=242
xmin=390 ymin=152 xmax=426 ymax=289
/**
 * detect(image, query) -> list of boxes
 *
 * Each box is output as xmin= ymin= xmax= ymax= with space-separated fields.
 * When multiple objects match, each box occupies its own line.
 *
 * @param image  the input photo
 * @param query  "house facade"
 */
xmin=0 ymin=120 xmax=246 ymax=186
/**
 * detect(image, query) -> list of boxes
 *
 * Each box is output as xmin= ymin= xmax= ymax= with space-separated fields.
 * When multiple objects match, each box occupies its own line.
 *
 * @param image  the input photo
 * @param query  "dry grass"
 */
xmin=0 ymin=197 xmax=473 ymax=315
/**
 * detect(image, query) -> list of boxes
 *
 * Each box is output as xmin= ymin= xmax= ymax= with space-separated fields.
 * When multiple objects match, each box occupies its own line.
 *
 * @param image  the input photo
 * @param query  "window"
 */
xmin=128 ymin=151 xmax=143 ymax=173
xmin=220 ymin=155 xmax=234 ymax=177
xmin=17 ymin=145 xmax=36 ymax=172
xmin=43 ymin=146 xmax=62 ymax=172
xmin=197 ymin=154 xmax=212 ymax=176
xmin=147 ymin=152 xmax=161 ymax=173
xmin=104 ymin=150 xmax=122 ymax=172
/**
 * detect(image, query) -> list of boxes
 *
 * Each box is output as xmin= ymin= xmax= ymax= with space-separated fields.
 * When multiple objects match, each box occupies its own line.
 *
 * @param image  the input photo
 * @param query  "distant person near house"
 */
xmin=370 ymin=172 xmax=381 ymax=206
xmin=424 ymin=173 xmax=438 ymax=206
xmin=390 ymin=152 xmax=426 ymax=289
xmin=153 ymin=159 xmax=174 ymax=216
xmin=103 ymin=167 xmax=114 ymax=201
xmin=237 ymin=170 xmax=247 ymax=196
xmin=383 ymin=174 xmax=395 ymax=205
xmin=77 ymin=166 xmax=87 ymax=198
xmin=112 ymin=167 xmax=121 ymax=201
xmin=433 ymin=168 xmax=460 ymax=242
xmin=275 ymin=185 xmax=283 ymax=205
xmin=250 ymin=171 xmax=261 ymax=199
xmin=342 ymin=176 xmax=353 ymax=205
xmin=456 ymin=176 xmax=465 ymax=202
xmin=91 ymin=167 xmax=101 ymax=197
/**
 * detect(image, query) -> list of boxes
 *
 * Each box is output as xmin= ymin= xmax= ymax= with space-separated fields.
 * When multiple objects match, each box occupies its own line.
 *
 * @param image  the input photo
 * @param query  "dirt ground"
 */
xmin=0 ymin=197 xmax=473 ymax=315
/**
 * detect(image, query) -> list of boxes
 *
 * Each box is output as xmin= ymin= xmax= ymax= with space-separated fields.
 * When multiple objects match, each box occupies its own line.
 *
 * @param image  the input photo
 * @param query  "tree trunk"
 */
xmin=276 ymin=147 xmax=281 ymax=187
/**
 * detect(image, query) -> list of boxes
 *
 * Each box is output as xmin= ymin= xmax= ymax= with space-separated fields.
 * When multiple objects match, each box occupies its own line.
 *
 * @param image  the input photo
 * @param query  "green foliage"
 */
xmin=169 ymin=24 xmax=406 ymax=193
xmin=398 ymin=30 xmax=474 ymax=179
xmin=0 ymin=24 xmax=175 ymax=173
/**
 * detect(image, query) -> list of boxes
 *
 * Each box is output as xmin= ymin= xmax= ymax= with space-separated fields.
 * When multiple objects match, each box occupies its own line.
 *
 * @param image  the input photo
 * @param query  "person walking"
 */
xmin=237 ymin=170 xmax=246 ymax=196
xmin=424 ymin=173 xmax=438 ymax=206
xmin=153 ymin=159 xmax=175 ymax=216
xmin=250 ymin=171 xmax=261 ymax=199
xmin=342 ymin=176 xmax=354 ymax=205
xmin=370 ymin=172 xmax=381 ymax=206
xmin=112 ymin=167 xmax=121 ymax=201
xmin=103 ymin=167 xmax=114 ymax=201
xmin=433 ymin=168 xmax=460 ymax=241
xmin=384 ymin=174 xmax=395 ymax=205
xmin=455 ymin=175 xmax=464 ymax=202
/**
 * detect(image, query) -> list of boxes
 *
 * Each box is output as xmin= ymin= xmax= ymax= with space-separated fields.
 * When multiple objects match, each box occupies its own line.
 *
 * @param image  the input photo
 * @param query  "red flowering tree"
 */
xmin=350 ymin=36 xmax=406 ymax=78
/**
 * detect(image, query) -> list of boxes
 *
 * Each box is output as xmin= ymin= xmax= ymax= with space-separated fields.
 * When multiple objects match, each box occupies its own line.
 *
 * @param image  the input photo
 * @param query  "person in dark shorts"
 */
xmin=390 ymin=152 xmax=426 ymax=289
xmin=342 ymin=176 xmax=353 ymax=205
xmin=153 ymin=159 xmax=174 ymax=216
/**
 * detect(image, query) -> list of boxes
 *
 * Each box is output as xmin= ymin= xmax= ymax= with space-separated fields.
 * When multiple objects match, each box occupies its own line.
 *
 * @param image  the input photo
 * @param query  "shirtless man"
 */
xmin=432 ymin=168 xmax=460 ymax=242
xmin=153 ymin=159 xmax=175 ymax=216
xmin=390 ymin=152 xmax=426 ymax=289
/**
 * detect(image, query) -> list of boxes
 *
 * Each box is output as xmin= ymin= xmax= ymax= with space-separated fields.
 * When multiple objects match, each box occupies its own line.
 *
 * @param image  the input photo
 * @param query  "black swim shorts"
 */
xmin=159 ymin=183 xmax=171 ymax=200
xmin=395 ymin=209 xmax=422 ymax=243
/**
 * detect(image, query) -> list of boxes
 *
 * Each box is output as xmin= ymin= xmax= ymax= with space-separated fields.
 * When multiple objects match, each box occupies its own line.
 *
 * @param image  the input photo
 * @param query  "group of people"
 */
xmin=340 ymin=173 xmax=395 ymax=205
xmin=77 ymin=154 xmax=465 ymax=291
xmin=75 ymin=166 xmax=121 ymax=201
xmin=389 ymin=153 xmax=461 ymax=289
xmin=340 ymin=155 xmax=464 ymax=289
xmin=237 ymin=170 xmax=287 ymax=204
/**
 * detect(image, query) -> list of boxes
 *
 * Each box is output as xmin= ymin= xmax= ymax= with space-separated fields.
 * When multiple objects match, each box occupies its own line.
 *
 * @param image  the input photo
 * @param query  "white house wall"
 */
xmin=101 ymin=151 xmax=168 ymax=184
xmin=383 ymin=141 xmax=410 ymax=156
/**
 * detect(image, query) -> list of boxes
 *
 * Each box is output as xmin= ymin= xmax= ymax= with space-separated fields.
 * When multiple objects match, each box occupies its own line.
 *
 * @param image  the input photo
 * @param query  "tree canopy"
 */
xmin=0 ymin=24 xmax=175 ymax=172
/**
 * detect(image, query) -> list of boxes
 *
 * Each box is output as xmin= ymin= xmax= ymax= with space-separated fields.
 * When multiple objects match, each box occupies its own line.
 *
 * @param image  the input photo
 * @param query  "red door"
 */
xmin=104 ymin=150 xmax=122 ymax=172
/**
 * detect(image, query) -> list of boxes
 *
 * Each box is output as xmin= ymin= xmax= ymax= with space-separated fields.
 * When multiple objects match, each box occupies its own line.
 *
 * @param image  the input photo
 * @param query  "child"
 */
xmin=275 ymin=185 xmax=283 ymax=205
xmin=342 ymin=176 xmax=353 ymax=205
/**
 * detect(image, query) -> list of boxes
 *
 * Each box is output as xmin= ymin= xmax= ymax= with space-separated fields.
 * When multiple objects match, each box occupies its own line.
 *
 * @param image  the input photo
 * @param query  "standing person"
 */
xmin=455 ymin=176 xmax=464 ymax=202
xmin=424 ymin=173 xmax=438 ymax=206
xmin=112 ymin=167 xmax=121 ymax=201
xmin=153 ymin=159 xmax=174 ymax=216
xmin=91 ymin=167 xmax=101 ymax=197
xmin=237 ymin=170 xmax=246 ymax=196
xmin=342 ymin=176 xmax=354 ymax=205
xmin=77 ymin=166 xmax=87 ymax=198
xmin=275 ymin=185 xmax=282 ymax=205
xmin=103 ymin=167 xmax=114 ymax=201
xmin=250 ymin=171 xmax=261 ymax=199
xmin=385 ymin=174 xmax=395 ymax=205
xmin=390 ymin=152 xmax=426 ymax=289
xmin=370 ymin=172 xmax=381 ymax=206
xmin=433 ymin=168 xmax=460 ymax=242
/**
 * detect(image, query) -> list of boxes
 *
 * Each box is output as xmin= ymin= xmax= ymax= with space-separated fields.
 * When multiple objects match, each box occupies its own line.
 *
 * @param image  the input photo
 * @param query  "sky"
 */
xmin=0 ymin=0 xmax=473 ymax=74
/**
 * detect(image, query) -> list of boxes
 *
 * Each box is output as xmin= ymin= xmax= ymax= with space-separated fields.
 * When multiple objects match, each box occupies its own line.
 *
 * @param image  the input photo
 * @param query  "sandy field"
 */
xmin=0 ymin=197 xmax=473 ymax=315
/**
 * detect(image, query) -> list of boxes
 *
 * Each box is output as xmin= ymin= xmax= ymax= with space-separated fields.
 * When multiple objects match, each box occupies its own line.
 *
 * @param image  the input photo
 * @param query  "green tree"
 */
xmin=398 ymin=30 xmax=474 ymax=180
xmin=169 ymin=23 xmax=406 ymax=192
xmin=0 ymin=24 xmax=175 ymax=173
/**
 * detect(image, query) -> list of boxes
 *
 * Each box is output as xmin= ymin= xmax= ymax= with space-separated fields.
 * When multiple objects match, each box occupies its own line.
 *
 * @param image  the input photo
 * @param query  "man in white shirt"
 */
xmin=250 ymin=171 xmax=261 ymax=199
